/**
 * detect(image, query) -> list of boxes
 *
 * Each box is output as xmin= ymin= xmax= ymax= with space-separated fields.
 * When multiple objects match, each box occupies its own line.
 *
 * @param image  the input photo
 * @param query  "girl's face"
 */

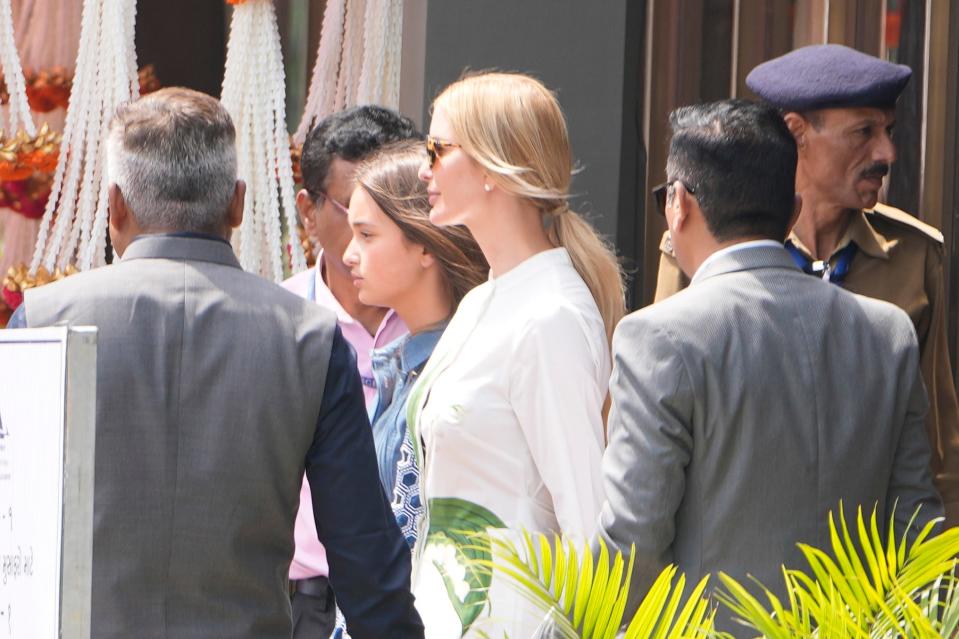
xmin=418 ymin=104 xmax=489 ymax=228
xmin=342 ymin=186 xmax=432 ymax=310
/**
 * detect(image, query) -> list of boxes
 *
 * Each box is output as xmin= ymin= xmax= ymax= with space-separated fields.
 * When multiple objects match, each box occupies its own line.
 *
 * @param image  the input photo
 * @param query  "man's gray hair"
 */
xmin=106 ymin=87 xmax=237 ymax=234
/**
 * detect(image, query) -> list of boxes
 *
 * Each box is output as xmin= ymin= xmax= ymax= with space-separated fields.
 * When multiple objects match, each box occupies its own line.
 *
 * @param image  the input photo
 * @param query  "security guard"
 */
xmin=654 ymin=44 xmax=959 ymax=526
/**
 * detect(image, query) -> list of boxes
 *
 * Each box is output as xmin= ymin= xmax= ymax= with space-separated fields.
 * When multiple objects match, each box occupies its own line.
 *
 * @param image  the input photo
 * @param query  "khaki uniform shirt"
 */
xmin=654 ymin=203 xmax=959 ymax=525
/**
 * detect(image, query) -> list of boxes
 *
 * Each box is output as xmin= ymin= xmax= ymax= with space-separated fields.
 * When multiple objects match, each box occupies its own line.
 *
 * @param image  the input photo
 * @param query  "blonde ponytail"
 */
xmin=435 ymin=71 xmax=626 ymax=340
xmin=547 ymin=207 xmax=625 ymax=341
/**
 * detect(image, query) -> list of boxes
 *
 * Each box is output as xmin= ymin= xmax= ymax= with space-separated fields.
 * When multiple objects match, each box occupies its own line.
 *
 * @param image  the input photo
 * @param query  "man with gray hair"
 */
xmin=8 ymin=87 xmax=424 ymax=639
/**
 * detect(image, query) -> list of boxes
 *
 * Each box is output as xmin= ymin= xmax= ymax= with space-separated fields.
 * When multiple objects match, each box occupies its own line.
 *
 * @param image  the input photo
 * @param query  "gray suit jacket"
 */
xmin=598 ymin=245 xmax=942 ymax=633
xmin=23 ymin=235 xmax=421 ymax=638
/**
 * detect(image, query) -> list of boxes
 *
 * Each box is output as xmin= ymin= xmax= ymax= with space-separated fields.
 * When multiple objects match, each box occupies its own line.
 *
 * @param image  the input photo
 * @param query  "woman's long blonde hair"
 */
xmin=356 ymin=140 xmax=489 ymax=309
xmin=434 ymin=71 xmax=625 ymax=340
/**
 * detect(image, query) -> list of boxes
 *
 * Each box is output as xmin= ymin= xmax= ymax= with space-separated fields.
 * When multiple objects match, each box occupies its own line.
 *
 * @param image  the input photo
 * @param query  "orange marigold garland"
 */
xmin=23 ymin=67 xmax=72 ymax=112
xmin=1 ymin=64 xmax=161 ymax=113
xmin=0 ymin=123 xmax=60 ymax=180
xmin=0 ymin=174 xmax=53 ymax=219
xmin=2 ymin=263 xmax=78 ymax=312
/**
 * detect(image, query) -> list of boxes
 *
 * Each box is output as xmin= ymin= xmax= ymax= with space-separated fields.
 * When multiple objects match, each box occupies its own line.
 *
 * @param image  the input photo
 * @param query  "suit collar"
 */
xmin=120 ymin=234 xmax=242 ymax=269
xmin=691 ymin=244 xmax=799 ymax=285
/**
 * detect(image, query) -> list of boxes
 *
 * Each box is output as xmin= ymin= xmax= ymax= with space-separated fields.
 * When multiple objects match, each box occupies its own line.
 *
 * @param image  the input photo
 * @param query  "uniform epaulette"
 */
xmin=867 ymin=202 xmax=944 ymax=244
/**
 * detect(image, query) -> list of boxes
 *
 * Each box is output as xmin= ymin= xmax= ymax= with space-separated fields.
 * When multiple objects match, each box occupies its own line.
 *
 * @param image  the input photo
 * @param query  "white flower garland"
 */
xmin=356 ymin=0 xmax=403 ymax=109
xmin=295 ymin=0 xmax=404 ymax=146
xmin=29 ymin=0 xmax=138 ymax=274
xmin=0 ymin=0 xmax=35 ymax=137
xmin=221 ymin=0 xmax=305 ymax=282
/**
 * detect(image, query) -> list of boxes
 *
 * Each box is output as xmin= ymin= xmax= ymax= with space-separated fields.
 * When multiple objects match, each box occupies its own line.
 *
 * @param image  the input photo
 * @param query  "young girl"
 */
xmin=342 ymin=139 xmax=488 ymax=549
xmin=410 ymin=72 xmax=626 ymax=638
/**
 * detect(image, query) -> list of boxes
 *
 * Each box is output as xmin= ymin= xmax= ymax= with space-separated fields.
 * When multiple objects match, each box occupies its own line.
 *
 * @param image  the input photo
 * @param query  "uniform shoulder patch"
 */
xmin=867 ymin=202 xmax=944 ymax=244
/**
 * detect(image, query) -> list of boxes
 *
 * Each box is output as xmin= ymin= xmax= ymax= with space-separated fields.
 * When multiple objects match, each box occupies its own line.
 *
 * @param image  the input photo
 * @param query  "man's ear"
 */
xmin=295 ymin=188 xmax=317 ymax=237
xmin=783 ymin=112 xmax=806 ymax=148
xmin=669 ymin=181 xmax=691 ymax=232
xmin=108 ymin=183 xmax=129 ymax=233
xmin=227 ymin=180 xmax=245 ymax=229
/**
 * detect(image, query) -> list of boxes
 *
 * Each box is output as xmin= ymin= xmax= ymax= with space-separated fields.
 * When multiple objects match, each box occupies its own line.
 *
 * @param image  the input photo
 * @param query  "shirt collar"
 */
xmin=786 ymin=209 xmax=895 ymax=261
xmin=691 ymin=239 xmax=783 ymax=283
xmin=400 ymin=323 xmax=447 ymax=373
xmin=373 ymin=322 xmax=447 ymax=375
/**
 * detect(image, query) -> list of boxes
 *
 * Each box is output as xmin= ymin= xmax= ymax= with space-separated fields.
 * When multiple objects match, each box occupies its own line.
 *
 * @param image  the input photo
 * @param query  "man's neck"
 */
xmin=791 ymin=197 xmax=855 ymax=260
xmin=321 ymin=255 xmax=388 ymax=337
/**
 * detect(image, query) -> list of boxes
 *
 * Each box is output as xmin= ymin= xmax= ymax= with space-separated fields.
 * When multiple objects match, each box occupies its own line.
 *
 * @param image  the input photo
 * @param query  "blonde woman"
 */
xmin=410 ymin=72 xmax=626 ymax=638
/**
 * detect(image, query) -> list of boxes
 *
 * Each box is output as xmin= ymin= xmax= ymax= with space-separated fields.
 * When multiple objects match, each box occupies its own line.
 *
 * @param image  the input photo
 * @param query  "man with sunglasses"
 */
xmin=598 ymin=99 xmax=941 ymax=634
xmin=654 ymin=45 xmax=959 ymax=528
xmin=282 ymin=105 xmax=418 ymax=639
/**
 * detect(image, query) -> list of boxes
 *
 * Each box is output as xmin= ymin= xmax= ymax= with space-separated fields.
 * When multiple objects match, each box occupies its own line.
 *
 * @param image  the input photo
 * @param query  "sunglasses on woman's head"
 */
xmin=426 ymin=136 xmax=461 ymax=168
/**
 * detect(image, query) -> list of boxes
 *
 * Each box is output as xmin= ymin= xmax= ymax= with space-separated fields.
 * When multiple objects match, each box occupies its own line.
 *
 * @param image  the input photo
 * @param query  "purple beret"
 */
xmin=746 ymin=44 xmax=911 ymax=111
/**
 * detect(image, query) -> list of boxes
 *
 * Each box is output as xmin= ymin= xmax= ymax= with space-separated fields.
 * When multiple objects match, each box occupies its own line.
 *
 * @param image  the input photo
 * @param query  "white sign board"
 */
xmin=0 ymin=327 xmax=96 ymax=639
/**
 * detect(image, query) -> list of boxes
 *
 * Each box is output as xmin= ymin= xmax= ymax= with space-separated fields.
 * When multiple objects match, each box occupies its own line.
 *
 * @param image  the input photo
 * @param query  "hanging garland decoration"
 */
xmin=0 ymin=65 xmax=157 ymax=223
xmin=0 ymin=67 xmax=71 ymax=112
xmin=0 ymin=0 xmax=81 ymax=321
xmin=0 ymin=64 xmax=158 ymax=114
xmin=2 ymin=262 xmax=77 ymax=310
xmin=286 ymin=0 xmax=402 ymax=270
xmin=221 ymin=0 xmax=305 ymax=281
xmin=0 ymin=174 xmax=51 ymax=218
xmin=294 ymin=0 xmax=346 ymax=145
xmin=0 ymin=0 xmax=36 ymax=139
xmin=28 ymin=0 xmax=139 ymax=276
xmin=355 ymin=0 xmax=402 ymax=109
xmin=0 ymin=122 xmax=58 ymax=180
xmin=294 ymin=0 xmax=403 ymax=145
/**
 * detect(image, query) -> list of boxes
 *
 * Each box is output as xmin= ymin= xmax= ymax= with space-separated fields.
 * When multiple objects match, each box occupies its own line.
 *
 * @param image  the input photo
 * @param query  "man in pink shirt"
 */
xmin=283 ymin=105 xmax=416 ymax=638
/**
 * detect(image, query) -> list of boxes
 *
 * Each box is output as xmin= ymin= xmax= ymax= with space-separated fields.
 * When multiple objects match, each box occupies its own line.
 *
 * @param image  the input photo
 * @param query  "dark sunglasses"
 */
xmin=652 ymin=180 xmax=697 ymax=216
xmin=426 ymin=136 xmax=461 ymax=168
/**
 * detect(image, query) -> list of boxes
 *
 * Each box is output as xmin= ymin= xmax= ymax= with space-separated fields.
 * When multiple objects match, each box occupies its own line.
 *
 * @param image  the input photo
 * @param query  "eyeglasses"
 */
xmin=652 ymin=180 xmax=697 ymax=216
xmin=309 ymin=189 xmax=350 ymax=216
xmin=426 ymin=136 xmax=461 ymax=168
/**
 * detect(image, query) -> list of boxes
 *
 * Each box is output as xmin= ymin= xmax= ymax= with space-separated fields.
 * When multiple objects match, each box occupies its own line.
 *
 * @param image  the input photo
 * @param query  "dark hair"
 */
xmin=356 ymin=140 xmax=488 ymax=308
xmin=300 ymin=105 xmax=420 ymax=194
xmin=666 ymin=99 xmax=797 ymax=242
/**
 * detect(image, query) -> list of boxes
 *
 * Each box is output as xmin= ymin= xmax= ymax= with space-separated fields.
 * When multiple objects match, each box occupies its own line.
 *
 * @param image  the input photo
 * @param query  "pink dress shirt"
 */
xmin=283 ymin=258 xmax=407 ymax=580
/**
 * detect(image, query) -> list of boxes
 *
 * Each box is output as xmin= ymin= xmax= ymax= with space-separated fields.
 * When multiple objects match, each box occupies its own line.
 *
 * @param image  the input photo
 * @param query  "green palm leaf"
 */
xmin=718 ymin=503 xmax=959 ymax=637
xmin=467 ymin=530 xmax=717 ymax=639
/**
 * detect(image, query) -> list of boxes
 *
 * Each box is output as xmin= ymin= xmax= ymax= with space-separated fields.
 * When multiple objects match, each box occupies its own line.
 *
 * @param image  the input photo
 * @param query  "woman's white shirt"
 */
xmin=416 ymin=246 xmax=609 ymax=538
